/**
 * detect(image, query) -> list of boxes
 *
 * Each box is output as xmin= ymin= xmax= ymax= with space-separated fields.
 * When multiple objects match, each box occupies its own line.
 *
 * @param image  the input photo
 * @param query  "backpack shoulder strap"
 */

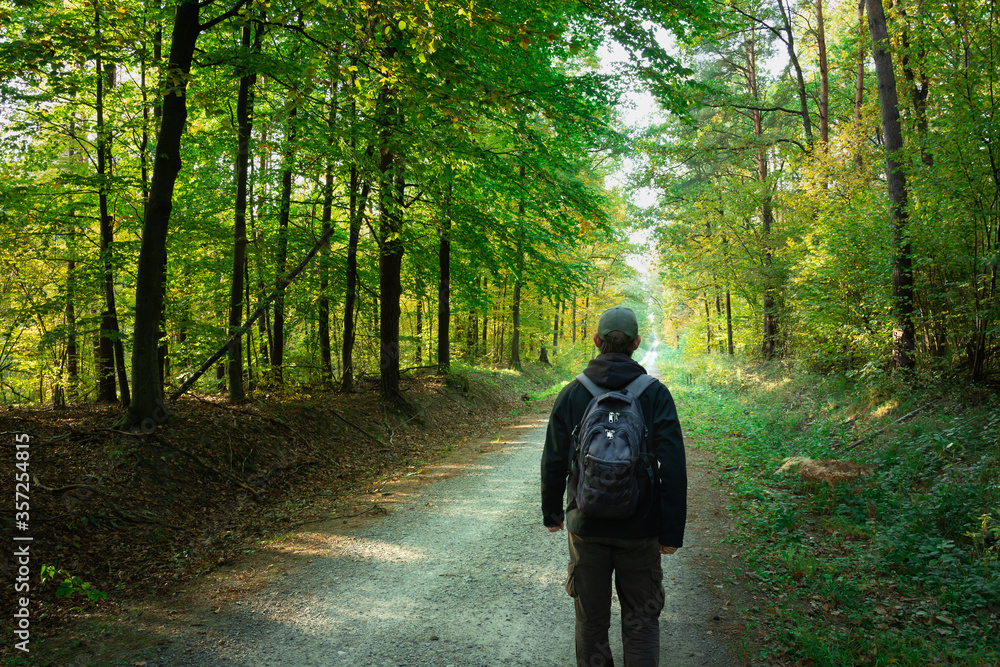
xmin=575 ymin=373 xmax=604 ymax=397
xmin=624 ymin=374 xmax=657 ymax=398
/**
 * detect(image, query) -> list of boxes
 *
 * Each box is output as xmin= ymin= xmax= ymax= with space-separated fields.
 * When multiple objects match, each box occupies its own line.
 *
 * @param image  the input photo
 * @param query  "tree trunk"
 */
xmin=120 ymin=0 xmax=201 ymax=428
xmin=415 ymin=299 xmax=423 ymax=364
xmin=227 ymin=20 xmax=257 ymax=402
xmin=95 ymin=15 xmax=130 ymax=405
xmin=726 ymin=289 xmax=734 ymax=355
xmin=538 ymin=296 xmax=550 ymax=364
xmin=572 ymin=296 xmax=577 ymax=344
xmin=437 ymin=167 xmax=453 ymax=372
xmin=377 ymin=64 xmax=405 ymax=400
xmin=747 ymin=32 xmax=779 ymax=359
xmin=777 ymin=0 xmax=814 ymax=146
xmin=98 ymin=312 xmax=116 ymax=401
xmin=893 ymin=0 xmax=933 ymax=167
xmin=66 ymin=116 xmax=79 ymax=397
xmin=855 ymin=0 xmax=866 ymax=168
xmin=318 ymin=85 xmax=338 ymax=388
xmin=511 ymin=163 xmax=525 ymax=368
xmin=341 ymin=162 xmax=369 ymax=392
xmin=868 ymin=0 xmax=916 ymax=371
xmin=816 ymin=0 xmax=829 ymax=147
xmin=704 ymin=294 xmax=712 ymax=354
xmin=270 ymin=103 xmax=297 ymax=384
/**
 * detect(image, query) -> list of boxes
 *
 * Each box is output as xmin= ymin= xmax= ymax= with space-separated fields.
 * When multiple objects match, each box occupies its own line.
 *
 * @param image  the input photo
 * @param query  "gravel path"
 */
xmin=142 ymin=349 xmax=737 ymax=666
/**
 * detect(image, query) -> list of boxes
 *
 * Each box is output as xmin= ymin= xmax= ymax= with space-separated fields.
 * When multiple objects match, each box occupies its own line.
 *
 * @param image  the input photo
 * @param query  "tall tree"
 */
xmin=867 ymin=0 xmax=916 ymax=370
xmin=121 ymin=0 xmax=246 ymax=428
xmin=227 ymin=19 xmax=259 ymax=402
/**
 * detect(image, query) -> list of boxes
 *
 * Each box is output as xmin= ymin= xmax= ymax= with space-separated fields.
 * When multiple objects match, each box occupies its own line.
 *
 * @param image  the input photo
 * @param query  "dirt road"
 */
xmin=120 ymin=352 xmax=739 ymax=666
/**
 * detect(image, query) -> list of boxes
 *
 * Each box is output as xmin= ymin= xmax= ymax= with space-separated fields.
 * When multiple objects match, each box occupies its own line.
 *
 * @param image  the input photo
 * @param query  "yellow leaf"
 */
xmin=519 ymin=37 xmax=530 ymax=50
xmin=398 ymin=20 xmax=406 ymax=30
xmin=418 ymin=53 xmax=427 ymax=63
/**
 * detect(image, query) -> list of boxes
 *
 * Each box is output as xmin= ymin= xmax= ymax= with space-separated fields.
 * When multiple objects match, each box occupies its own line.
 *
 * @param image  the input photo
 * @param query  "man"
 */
xmin=541 ymin=305 xmax=686 ymax=667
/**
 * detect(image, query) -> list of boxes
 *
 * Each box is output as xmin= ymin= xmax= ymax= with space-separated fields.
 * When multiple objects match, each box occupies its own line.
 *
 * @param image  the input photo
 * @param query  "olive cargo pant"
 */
xmin=565 ymin=533 xmax=664 ymax=667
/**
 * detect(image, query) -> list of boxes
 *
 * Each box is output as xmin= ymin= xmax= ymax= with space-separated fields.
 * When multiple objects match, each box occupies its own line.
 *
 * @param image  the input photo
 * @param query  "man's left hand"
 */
xmin=660 ymin=545 xmax=677 ymax=555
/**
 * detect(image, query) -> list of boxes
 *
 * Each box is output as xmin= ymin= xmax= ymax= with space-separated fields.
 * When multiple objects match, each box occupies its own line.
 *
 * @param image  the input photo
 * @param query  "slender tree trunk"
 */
xmin=318 ymin=84 xmax=338 ymax=388
xmin=340 ymin=63 xmax=369 ymax=392
xmin=726 ymin=289 xmax=734 ymax=355
xmin=816 ymin=0 xmax=829 ymax=147
xmin=341 ymin=163 xmax=369 ymax=391
xmin=94 ymin=18 xmax=130 ymax=405
xmin=437 ymin=167 xmax=453 ymax=372
xmin=538 ymin=297 xmax=550 ymax=364
xmin=868 ymin=0 xmax=916 ymax=371
xmin=66 ymin=116 xmax=79 ymax=397
xmin=552 ymin=308 xmax=559 ymax=351
xmin=121 ymin=0 xmax=202 ymax=428
xmin=270 ymin=104 xmax=297 ymax=384
xmin=855 ymin=0 xmax=867 ymax=168
xmin=511 ymin=163 xmax=525 ymax=369
xmin=253 ymin=123 xmax=270 ymax=374
xmin=893 ymin=0 xmax=933 ymax=167
xmin=415 ymin=300 xmax=423 ymax=364
xmin=704 ymin=294 xmax=712 ymax=354
xmin=572 ymin=296 xmax=577 ymax=344
xmin=227 ymin=20 xmax=257 ymax=402
xmin=777 ymin=0 xmax=814 ymax=146
xmin=481 ymin=276 xmax=488 ymax=355
xmin=747 ymin=33 xmax=779 ymax=359
xmin=715 ymin=285 xmax=723 ymax=354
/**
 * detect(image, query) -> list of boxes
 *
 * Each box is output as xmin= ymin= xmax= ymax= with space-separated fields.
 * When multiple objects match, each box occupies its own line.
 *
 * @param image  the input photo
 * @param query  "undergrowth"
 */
xmin=662 ymin=352 xmax=1000 ymax=666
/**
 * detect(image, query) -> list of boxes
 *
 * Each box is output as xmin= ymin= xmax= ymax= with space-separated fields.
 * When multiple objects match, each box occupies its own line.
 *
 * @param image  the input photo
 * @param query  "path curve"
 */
xmin=139 ymin=356 xmax=737 ymax=666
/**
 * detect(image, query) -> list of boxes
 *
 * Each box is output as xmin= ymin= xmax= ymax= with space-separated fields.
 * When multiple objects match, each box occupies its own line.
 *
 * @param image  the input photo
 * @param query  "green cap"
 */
xmin=597 ymin=305 xmax=639 ymax=341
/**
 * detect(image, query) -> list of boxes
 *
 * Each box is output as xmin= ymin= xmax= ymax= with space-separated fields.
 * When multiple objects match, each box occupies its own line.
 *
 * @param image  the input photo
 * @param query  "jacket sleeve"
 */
xmin=650 ymin=383 xmax=686 ymax=547
xmin=540 ymin=382 xmax=577 ymax=527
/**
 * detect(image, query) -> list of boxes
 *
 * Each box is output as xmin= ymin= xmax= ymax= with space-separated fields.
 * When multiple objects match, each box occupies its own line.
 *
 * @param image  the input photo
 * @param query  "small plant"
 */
xmin=39 ymin=565 xmax=107 ymax=602
xmin=965 ymin=511 xmax=1000 ymax=571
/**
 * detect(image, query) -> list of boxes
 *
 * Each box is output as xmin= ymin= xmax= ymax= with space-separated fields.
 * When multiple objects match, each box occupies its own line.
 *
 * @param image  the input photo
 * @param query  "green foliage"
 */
xmin=40 ymin=565 xmax=108 ymax=603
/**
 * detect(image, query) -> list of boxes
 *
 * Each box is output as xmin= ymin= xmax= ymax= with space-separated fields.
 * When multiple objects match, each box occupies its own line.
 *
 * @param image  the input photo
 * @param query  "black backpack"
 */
xmin=569 ymin=373 xmax=658 ymax=519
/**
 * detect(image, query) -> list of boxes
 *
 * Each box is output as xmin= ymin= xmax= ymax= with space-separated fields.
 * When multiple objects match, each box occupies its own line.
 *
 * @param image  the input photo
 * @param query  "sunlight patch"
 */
xmin=332 ymin=537 xmax=426 ymax=563
xmin=872 ymin=400 xmax=900 ymax=419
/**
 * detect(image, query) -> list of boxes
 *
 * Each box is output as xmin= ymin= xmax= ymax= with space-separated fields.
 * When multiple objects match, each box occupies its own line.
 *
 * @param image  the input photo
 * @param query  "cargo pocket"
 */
xmin=565 ymin=561 xmax=578 ymax=598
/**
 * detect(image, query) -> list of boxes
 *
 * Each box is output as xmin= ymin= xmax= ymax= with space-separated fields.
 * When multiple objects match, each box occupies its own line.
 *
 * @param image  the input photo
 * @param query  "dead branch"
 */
xmin=32 ymin=475 xmax=182 ymax=530
xmin=844 ymin=403 xmax=931 ymax=450
xmin=289 ymin=504 xmax=386 ymax=527
xmin=329 ymin=408 xmax=389 ymax=448
xmin=147 ymin=434 xmax=263 ymax=502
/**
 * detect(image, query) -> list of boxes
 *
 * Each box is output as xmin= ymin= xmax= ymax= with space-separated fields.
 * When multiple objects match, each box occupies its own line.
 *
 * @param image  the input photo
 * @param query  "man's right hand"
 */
xmin=546 ymin=523 xmax=565 ymax=532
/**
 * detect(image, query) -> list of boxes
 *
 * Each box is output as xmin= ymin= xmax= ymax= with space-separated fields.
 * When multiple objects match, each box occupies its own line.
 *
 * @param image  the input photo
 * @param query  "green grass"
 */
xmin=660 ymin=352 xmax=1000 ymax=666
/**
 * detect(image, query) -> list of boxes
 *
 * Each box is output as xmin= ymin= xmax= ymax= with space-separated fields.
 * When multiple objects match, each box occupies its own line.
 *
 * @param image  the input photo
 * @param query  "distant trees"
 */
xmin=641 ymin=0 xmax=1000 ymax=380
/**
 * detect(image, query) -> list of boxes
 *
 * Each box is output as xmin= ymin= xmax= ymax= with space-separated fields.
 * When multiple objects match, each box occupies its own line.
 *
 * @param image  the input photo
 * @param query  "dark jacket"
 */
xmin=540 ymin=353 xmax=686 ymax=547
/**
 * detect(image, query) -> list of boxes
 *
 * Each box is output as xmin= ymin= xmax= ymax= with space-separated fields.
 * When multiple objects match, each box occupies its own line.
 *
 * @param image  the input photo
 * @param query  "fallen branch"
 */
xmin=289 ymin=504 xmax=386 ymax=527
xmin=329 ymin=408 xmax=389 ymax=448
xmin=844 ymin=403 xmax=931 ymax=450
xmin=254 ymin=460 xmax=320 ymax=486
xmin=32 ymin=476 xmax=181 ymax=530
xmin=148 ymin=434 xmax=263 ymax=502
xmin=169 ymin=219 xmax=340 ymax=403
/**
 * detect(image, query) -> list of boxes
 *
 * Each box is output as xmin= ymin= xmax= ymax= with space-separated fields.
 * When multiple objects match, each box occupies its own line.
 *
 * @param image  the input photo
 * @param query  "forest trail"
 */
xmin=113 ymin=349 xmax=739 ymax=667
